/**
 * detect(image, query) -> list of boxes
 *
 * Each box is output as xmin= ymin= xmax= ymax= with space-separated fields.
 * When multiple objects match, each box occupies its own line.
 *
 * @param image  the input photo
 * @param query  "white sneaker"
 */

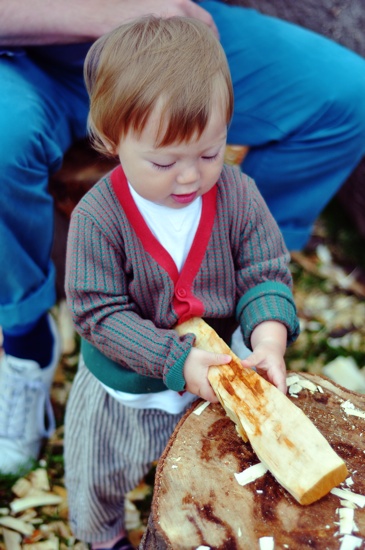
xmin=0 ymin=315 xmax=60 ymax=474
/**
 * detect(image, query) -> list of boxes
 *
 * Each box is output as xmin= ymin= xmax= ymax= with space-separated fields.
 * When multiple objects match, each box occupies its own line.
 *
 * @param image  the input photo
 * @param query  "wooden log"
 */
xmin=175 ymin=318 xmax=348 ymax=506
xmin=141 ymin=372 xmax=365 ymax=550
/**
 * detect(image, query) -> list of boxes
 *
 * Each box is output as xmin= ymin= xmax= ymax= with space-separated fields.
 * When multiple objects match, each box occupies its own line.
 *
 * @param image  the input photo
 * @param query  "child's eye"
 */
xmin=202 ymin=153 xmax=219 ymax=162
xmin=152 ymin=162 xmax=175 ymax=170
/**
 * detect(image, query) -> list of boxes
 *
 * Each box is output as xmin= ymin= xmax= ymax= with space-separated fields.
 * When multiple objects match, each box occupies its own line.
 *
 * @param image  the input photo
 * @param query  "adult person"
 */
xmin=1 ymin=0 xmax=365 ymax=475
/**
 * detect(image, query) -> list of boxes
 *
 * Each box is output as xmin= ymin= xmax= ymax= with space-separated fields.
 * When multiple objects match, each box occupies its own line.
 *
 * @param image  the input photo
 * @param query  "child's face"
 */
xmin=115 ymin=102 xmax=227 ymax=208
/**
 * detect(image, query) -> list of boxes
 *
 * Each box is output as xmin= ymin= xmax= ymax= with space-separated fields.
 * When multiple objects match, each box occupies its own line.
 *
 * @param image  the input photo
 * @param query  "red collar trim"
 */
xmin=110 ymin=165 xmax=217 ymax=323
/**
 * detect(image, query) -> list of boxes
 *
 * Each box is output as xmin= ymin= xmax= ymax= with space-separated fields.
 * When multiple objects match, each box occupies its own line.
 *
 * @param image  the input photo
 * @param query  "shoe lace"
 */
xmin=0 ymin=370 xmax=55 ymax=439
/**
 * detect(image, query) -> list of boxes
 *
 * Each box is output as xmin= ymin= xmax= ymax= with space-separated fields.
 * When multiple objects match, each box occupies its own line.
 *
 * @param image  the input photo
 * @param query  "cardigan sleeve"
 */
xmin=65 ymin=204 xmax=194 ymax=391
xmin=230 ymin=172 xmax=300 ymax=346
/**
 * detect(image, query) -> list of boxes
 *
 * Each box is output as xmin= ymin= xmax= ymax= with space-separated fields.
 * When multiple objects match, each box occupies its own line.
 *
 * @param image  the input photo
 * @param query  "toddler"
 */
xmin=65 ymin=15 xmax=299 ymax=549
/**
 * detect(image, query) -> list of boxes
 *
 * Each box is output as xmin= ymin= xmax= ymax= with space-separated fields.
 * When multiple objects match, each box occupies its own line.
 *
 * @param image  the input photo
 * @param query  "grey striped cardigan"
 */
xmin=65 ymin=164 xmax=299 ymax=393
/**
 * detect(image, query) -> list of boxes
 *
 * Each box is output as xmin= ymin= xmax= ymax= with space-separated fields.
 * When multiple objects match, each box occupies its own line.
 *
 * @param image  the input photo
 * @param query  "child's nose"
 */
xmin=177 ymin=164 xmax=199 ymax=184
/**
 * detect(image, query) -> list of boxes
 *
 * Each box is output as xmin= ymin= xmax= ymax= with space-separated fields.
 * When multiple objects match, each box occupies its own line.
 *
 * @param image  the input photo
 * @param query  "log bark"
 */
xmin=141 ymin=372 xmax=365 ymax=550
xmin=175 ymin=318 xmax=347 ymax=505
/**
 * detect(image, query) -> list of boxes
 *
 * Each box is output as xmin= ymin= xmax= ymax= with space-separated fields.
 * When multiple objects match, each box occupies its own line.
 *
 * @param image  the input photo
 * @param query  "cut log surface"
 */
xmin=176 ymin=318 xmax=347 ymax=506
xmin=141 ymin=372 xmax=365 ymax=550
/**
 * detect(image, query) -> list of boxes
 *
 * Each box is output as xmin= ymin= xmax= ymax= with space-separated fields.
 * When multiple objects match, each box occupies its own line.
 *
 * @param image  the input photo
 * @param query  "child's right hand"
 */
xmin=183 ymin=347 xmax=231 ymax=403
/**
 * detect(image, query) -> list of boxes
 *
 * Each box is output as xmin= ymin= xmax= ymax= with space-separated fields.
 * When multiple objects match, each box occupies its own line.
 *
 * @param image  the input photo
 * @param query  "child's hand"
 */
xmin=183 ymin=347 xmax=231 ymax=403
xmin=240 ymin=339 xmax=287 ymax=394
xmin=241 ymin=321 xmax=288 ymax=394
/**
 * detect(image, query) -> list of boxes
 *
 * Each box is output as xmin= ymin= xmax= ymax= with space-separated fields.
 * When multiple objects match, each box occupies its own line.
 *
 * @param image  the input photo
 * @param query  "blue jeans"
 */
xmin=0 ymin=45 xmax=90 ymax=330
xmin=1 ymin=3 xmax=365 ymax=330
xmin=202 ymin=1 xmax=365 ymax=247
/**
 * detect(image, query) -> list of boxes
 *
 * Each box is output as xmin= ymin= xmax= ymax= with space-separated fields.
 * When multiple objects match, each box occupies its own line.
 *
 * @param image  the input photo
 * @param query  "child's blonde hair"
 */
xmin=84 ymin=15 xmax=233 ymax=156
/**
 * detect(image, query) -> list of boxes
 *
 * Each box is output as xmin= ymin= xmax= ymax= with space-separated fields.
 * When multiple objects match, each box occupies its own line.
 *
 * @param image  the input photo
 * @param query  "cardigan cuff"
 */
xmin=165 ymin=348 xmax=191 ymax=392
xmin=236 ymin=282 xmax=300 ymax=347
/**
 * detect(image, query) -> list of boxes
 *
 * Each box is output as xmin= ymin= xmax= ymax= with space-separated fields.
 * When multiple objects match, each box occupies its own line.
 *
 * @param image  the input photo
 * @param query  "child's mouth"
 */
xmin=171 ymin=192 xmax=197 ymax=204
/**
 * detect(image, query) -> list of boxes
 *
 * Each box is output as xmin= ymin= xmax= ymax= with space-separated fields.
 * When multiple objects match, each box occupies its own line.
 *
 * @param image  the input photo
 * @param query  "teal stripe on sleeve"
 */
xmin=236 ymin=282 xmax=300 ymax=347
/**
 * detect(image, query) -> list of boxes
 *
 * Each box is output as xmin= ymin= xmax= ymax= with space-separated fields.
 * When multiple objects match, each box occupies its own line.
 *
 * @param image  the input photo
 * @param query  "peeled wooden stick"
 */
xmin=175 ymin=317 xmax=348 ymax=505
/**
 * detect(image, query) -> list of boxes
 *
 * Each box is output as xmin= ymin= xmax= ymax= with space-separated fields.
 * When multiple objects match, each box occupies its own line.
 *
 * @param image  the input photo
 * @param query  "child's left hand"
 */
xmin=240 ymin=339 xmax=287 ymax=394
xmin=240 ymin=320 xmax=288 ymax=394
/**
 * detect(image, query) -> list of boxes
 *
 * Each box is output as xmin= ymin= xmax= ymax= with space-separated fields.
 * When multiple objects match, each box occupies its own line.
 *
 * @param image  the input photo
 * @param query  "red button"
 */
xmin=176 ymin=287 xmax=187 ymax=298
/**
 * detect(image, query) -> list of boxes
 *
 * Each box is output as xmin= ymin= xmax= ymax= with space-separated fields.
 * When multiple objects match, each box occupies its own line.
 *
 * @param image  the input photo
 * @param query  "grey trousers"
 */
xmin=64 ymin=358 xmax=189 ymax=543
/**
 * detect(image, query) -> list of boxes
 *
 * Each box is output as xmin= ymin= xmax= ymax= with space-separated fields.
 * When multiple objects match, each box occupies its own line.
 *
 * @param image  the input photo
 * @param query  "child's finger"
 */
xmin=269 ymin=369 xmax=287 ymax=394
xmin=200 ymin=383 xmax=219 ymax=403
xmin=240 ymin=352 xmax=259 ymax=370
xmin=209 ymin=353 xmax=232 ymax=366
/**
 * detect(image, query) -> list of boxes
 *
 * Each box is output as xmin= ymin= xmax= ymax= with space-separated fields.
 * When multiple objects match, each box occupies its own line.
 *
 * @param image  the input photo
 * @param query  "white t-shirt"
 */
xmin=102 ymin=184 xmax=202 ymax=413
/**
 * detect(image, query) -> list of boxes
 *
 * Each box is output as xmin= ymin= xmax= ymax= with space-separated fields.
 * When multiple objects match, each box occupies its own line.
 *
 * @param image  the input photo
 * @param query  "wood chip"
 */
xmin=18 ymin=510 xmax=37 ymax=523
xmin=339 ymin=534 xmax=363 ymax=550
xmin=12 ymin=478 xmax=32 ymax=498
xmin=259 ymin=536 xmax=275 ymax=550
xmin=57 ymin=300 xmax=76 ymax=356
xmin=287 ymin=374 xmax=318 ymax=396
xmin=29 ymin=469 xmax=50 ymax=492
xmin=340 ymin=500 xmax=358 ymax=509
xmin=10 ymin=494 xmax=63 ymax=514
xmin=234 ymin=462 xmax=268 ymax=486
xmin=23 ymin=540 xmax=59 ymax=550
xmin=297 ymin=379 xmax=318 ymax=392
xmin=338 ymin=508 xmax=357 ymax=535
xmin=0 ymin=516 xmax=34 ymax=536
xmin=2 ymin=527 xmax=22 ymax=550
xmin=331 ymin=488 xmax=365 ymax=508
xmin=193 ymin=401 xmax=210 ymax=416
xmin=124 ymin=499 xmax=141 ymax=531
xmin=286 ymin=375 xmax=302 ymax=386
xmin=340 ymin=401 xmax=365 ymax=420
xmin=288 ymin=383 xmax=302 ymax=396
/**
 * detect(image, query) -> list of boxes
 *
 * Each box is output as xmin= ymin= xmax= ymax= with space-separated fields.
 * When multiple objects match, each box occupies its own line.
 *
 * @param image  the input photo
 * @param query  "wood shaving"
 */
xmin=288 ymin=383 xmax=302 ymax=396
xmin=234 ymin=462 xmax=268 ymax=486
xmin=341 ymin=401 xmax=365 ymax=420
xmin=0 ymin=516 xmax=35 ymax=536
xmin=340 ymin=500 xmax=358 ymax=509
xmin=193 ymin=401 xmax=210 ymax=416
xmin=22 ymin=540 xmax=59 ymax=550
xmin=12 ymin=478 xmax=32 ymax=498
xmin=29 ymin=470 xmax=50 ymax=492
xmin=287 ymin=374 xmax=319 ymax=396
xmin=286 ymin=375 xmax=302 ymax=387
xmin=2 ymin=528 xmax=22 ymax=550
xmin=259 ymin=536 xmax=275 ymax=550
xmin=331 ymin=488 xmax=365 ymax=508
xmin=339 ymin=534 xmax=363 ymax=550
xmin=338 ymin=507 xmax=357 ymax=535
xmin=10 ymin=494 xmax=63 ymax=515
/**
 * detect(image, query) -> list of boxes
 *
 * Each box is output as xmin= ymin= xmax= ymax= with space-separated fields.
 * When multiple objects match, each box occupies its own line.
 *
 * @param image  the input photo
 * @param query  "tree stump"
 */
xmin=140 ymin=372 xmax=365 ymax=549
